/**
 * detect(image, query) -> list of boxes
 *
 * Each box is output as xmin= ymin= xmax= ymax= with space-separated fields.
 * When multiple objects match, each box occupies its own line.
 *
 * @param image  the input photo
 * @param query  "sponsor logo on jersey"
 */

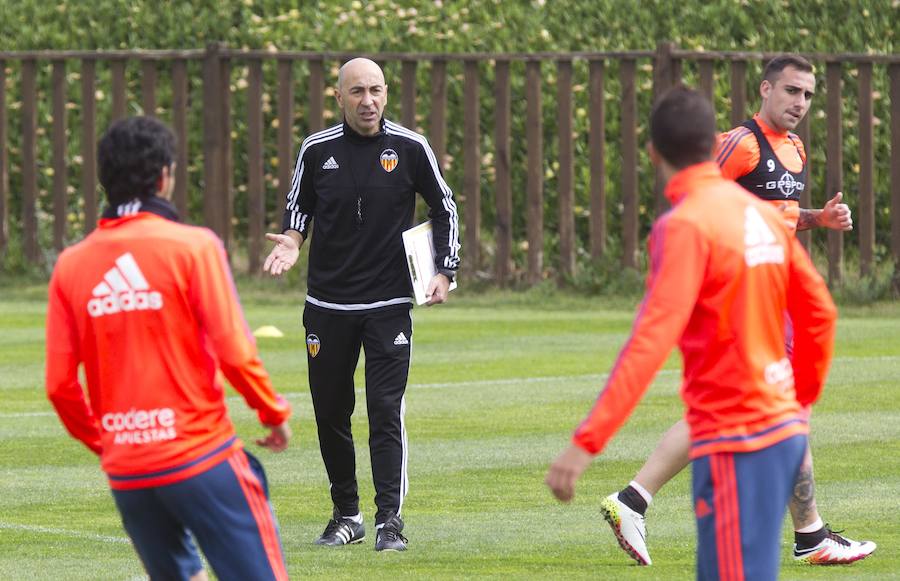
xmin=380 ymin=148 xmax=399 ymax=173
xmin=322 ymin=156 xmax=339 ymax=170
xmin=101 ymin=407 xmax=177 ymax=445
xmin=307 ymin=334 xmax=321 ymax=357
xmin=87 ymin=253 xmax=163 ymax=318
xmin=744 ymin=206 xmax=785 ymax=267
xmin=764 ymin=171 xmax=804 ymax=198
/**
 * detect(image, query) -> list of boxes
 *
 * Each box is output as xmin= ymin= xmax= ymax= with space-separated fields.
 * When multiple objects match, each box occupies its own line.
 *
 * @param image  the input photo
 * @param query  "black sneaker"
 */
xmin=374 ymin=513 xmax=407 ymax=552
xmin=314 ymin=509 xmax=365 ymax=546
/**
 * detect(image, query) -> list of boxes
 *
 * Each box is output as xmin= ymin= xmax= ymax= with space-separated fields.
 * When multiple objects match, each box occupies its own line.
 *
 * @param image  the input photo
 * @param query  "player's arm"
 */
xmin=547 ymin=218 xmax=707 ymax=501
xmin=192 ymin=234 xmax=292 ymax=449
xmin=414 ymin=139 xmax=460 ymax=303
xmin=785 ymin=237 xmax=837 ymax=406
xmin=265 ymin=141 xmax=316 ymax=276
xmin=796 ymin=192 xmax=853 ymax=231
xmin=45 ymin=271 xmax=102 ymax=455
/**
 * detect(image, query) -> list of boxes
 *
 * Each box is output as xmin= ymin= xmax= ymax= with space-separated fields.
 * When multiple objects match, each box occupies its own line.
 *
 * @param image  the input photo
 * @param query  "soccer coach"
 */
xmin=264 ymin=57 xmax=460 ymax=552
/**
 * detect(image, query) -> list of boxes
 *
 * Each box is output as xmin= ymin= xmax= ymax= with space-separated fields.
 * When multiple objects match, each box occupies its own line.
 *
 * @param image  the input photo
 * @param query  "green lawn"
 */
xmin=1 ymin=283 xmax=898 ymax=580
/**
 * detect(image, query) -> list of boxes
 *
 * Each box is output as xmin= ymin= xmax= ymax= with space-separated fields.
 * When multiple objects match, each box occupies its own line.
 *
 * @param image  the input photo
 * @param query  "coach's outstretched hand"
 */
xmin=263 ymin=232 xmax=302 ymax=276
xmin=546 ymin=444 xmax=594 ymax=502
xmin=256 ymin=420 xmax=292 ymax=452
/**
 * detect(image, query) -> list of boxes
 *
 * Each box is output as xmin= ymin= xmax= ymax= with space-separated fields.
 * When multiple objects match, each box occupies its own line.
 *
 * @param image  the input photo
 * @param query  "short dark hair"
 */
xmin=763 ymin=55 xmax=814 ymax=83
xmin=650 ymin=86 xmax=716 ymax=169
xmin=98 ymin=116 xmax=176 ymax=206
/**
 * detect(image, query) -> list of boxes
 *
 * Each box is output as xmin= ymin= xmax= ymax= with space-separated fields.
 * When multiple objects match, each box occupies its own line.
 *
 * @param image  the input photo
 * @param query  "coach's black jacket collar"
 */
xmin=342 ymin=118 xmax=386 ymax=142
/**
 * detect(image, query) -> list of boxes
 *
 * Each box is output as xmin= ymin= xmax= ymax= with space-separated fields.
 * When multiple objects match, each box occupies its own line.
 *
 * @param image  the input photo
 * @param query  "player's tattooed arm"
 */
xmin=798 ymin=192 xmax=853 ymax=231
xmin=797 ymin=208 xmax=821 ymax=231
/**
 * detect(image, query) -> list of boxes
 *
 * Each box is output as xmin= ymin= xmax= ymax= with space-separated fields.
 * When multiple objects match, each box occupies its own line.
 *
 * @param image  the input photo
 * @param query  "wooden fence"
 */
xmin=1 ymin=43 xmax=899 ymax=287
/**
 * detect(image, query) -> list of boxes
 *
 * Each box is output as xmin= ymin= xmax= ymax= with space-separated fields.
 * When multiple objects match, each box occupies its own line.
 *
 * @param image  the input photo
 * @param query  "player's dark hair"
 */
xmin=650 ymin=86 xmax=716 ymax=169
xmin=763 ymin=55 xmax=814 ymax=83
xmin=98 ymin=116 xmax=176 ymax=206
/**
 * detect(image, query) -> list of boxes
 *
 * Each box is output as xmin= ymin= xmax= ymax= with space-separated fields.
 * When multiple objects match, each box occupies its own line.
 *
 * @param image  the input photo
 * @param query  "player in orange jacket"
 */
xmin=596 ymin=55 xmax=873 ymax=568
xmin=546 ymin=87 xmax=837 ymax=581
xmin=46 ymin=116 xmax=292 ymax=581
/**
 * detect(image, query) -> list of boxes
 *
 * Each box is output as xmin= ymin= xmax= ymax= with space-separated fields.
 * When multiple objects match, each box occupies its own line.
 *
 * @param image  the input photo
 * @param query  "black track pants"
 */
xmin=303 ymin=304 xmax=412 ymax=525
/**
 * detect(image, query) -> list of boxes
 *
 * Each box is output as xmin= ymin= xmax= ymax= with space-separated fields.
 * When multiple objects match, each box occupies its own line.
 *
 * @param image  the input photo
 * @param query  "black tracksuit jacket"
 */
xmin=282 ymin=119 xmax=460 ymax=307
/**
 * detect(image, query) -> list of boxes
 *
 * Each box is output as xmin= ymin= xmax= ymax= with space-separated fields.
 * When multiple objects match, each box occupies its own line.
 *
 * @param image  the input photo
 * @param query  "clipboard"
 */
xmin=402 ymin=220 xmax=457 ymax=305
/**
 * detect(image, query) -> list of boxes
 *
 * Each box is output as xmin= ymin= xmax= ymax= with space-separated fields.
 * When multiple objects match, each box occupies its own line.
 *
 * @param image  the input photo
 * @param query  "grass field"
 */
xmin=1 ymin=282 xmax=898 ymax=580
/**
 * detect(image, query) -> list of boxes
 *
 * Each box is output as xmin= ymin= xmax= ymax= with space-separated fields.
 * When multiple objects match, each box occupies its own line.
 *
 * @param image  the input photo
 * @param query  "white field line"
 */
xmin=5 ymin=355 xmax=897 ymax=420
xmin=0 ymin=521 xmax=130 ymax=544
xmin=0 ymin=371 xmax=657 ymax=419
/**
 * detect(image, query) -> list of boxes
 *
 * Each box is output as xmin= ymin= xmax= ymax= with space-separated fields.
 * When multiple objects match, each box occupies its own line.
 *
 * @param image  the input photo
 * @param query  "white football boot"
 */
xmin=599 ymin=493 xmax=652 ymax=565
xmin=793 ymin=525 xmax=876 ymax=565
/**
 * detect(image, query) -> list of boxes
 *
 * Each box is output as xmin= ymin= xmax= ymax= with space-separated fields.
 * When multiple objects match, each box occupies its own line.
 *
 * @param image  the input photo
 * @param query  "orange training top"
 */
xmin=717 ymin=113 xmax=808 ymax=233
xmin=46 ymin=212 xmax=291 ymax=490
xmin=572 ymin=162 xmax=836 ymax=459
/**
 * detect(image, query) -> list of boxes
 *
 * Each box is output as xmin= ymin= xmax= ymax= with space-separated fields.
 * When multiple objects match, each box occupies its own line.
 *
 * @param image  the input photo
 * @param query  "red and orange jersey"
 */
xmin=572 ymin=162 xmax=836 ymax=459
xmin=46 ymin=213 xmax=291 ymax=489
xmin=717 ymin=113 xmax=807 ymax=232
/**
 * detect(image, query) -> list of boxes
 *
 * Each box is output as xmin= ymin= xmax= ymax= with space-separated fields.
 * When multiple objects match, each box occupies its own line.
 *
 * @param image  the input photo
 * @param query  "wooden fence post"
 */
xmin=21 ymin=59 xmax=39 ymax=263
xmin=430 ymin=59 xmax=448 ymax=171
xmin=277 ymin=58 xmax=294 ymax=224
xmin=463 ymin=60 xmax=481 ymax=273
xmin=81 ymin=60 xmax=98 ymax=233
xmin=247 ymin=59 xmax=264 ymax=274
xmin=620 ymin=58 xmax=638 ymax=269
xmin=857 ymin=61 xmax=874 ymax=277
xmin=171 ymin=59 xmax=189 ymax=219
xmin=52 ymin=60 xmax=67 ymax=251
xmin=698 ymin=59 xmax=715 ymax=103
xmin=401 ymin=60 xmax=417 ymax=130
xmin=730 ymin=60 xmax=747 ymax=128
xmin=203 ymin=43 xmax=225 ymax=239
xmin=654 ymin=42 xmax=675 ymax=215
xmin=557 ymin=59 xmax=575 ymax=278
xmin=825 ymin=61 xmax=844 ymax=285
xmin=220 ymin=54 xmax=233 ymax=253
xmin=0 ymin=60 xmax=8 ymax=254
xmin=308 ymin=58 xmax=325 ymax=133
xmin=141 ymin=60 xmax=157 ymax=117
xmin=110 ymin=59 xmax=127 ymax=122
xmin=589 ymin=59 xmax=606 ymax=261
xmin=526 ymin=60 xmax=543 ymax=284
xmin=494 ymin=59 xmax=512 ymax=284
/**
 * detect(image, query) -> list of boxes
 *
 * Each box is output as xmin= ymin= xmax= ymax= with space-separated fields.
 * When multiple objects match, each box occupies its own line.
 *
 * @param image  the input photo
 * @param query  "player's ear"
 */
xmin=760 ymin=79 xmax=772 ymax=100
